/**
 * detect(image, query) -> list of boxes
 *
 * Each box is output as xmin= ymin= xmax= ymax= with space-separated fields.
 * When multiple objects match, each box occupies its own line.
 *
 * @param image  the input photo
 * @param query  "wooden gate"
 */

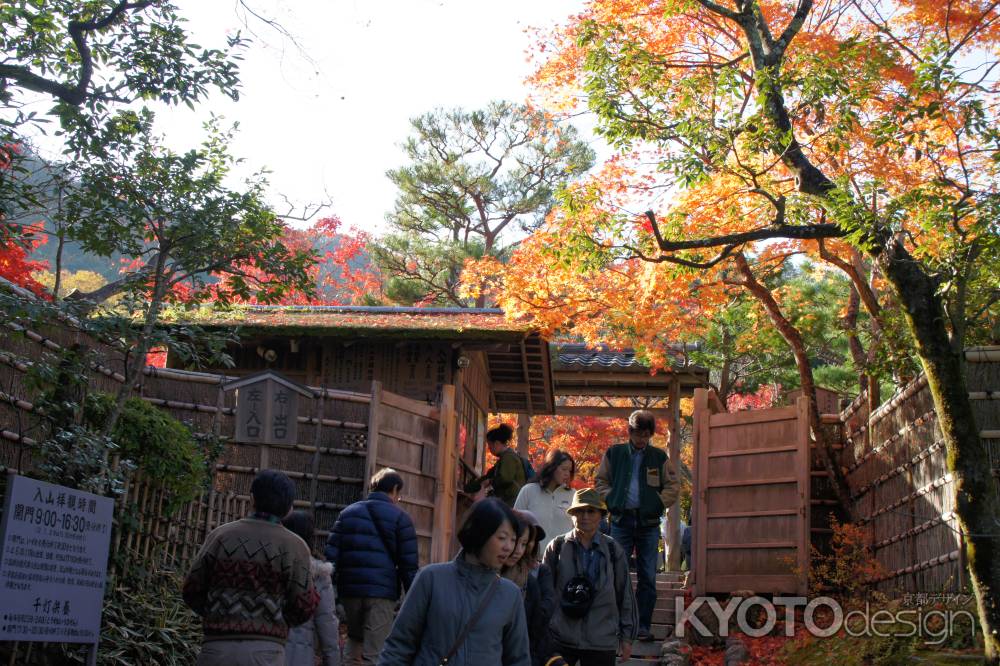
xmin=366 ymin=381 xmax=457 ymax=566
xmin=692 ymin=389 xmax=810 ymax=596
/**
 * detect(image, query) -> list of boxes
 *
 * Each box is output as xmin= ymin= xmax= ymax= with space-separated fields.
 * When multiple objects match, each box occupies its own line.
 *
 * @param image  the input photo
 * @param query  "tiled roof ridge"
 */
xmin=240 ymin=305 xmax=505 ymax=316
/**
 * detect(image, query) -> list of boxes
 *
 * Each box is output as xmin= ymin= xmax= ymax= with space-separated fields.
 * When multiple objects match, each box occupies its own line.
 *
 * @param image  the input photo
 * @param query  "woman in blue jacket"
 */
xmin=378 ymin=498 xmax=530 ymax=666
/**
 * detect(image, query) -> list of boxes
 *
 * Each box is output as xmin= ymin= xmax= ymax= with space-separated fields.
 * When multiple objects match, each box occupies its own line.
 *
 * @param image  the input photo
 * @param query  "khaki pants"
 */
xmin=196 ymin=639 xmax=285 ymax=666
xmin=342 ymin=596 xmax=396 ymax=666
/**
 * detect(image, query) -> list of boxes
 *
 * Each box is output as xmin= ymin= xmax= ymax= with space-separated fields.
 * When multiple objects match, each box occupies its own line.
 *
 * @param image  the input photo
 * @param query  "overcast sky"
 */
xmin=150 ymin=0 xmax=597 ymax=234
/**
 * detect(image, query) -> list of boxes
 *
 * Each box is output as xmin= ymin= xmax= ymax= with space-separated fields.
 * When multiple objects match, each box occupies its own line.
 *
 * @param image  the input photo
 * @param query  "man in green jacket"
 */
xmin=595 ymin=410 xmax=679 ymax=642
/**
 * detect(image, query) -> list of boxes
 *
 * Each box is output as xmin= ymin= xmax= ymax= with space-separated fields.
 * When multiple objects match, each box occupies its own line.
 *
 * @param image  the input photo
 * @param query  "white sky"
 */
xmin=150 ymin=0 xmax=599 ymax=234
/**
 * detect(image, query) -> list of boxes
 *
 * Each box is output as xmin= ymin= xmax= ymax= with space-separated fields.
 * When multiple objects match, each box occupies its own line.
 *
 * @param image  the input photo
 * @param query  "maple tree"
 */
xmin=0 ymin=1 xmax=245 ymax=245
xmin=475 ymin=0 xmax=1000 ymax=656
xmin=57 ymin=112 xmax=315 ymax=435
xmin=0 ymin=225 xmax=49 ymax=298
xmin=174 ymin=215 xmax=381 ymax=306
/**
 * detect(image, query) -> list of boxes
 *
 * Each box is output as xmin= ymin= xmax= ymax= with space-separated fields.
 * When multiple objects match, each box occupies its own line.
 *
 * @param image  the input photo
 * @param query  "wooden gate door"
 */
xmin=692 ymin=389 xmax=810 ymax=596
xmin=365 ymin=381 xmax=444 ymax=566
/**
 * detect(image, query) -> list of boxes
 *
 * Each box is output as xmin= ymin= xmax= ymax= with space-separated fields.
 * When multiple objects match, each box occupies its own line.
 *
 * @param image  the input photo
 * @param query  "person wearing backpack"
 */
xmin=325 ymin=468 xmax=418 ymax=666
xmin=466 ymin=424 xmax=527 ymax=506
xmin=541 ymin=488 xmax=637 ymax=666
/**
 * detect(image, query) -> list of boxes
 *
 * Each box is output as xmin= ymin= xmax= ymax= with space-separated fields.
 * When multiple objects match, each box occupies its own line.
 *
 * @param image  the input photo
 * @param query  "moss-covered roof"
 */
xmin=162 ymin=305 xmax=534 ymax=341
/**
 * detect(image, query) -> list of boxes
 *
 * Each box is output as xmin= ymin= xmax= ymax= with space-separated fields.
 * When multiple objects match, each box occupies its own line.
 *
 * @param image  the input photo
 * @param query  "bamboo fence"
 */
xmin=0 ymin=317 xmax=373 ymax=573
xmin=840 ymin=347 xmax=1000 ymax=595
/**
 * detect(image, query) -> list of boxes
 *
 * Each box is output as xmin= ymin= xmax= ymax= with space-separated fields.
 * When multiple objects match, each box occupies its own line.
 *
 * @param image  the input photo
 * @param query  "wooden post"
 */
xmin=795 ymin=396 xmax=812 ymax=596
xmin=433 ymin=385 xmax=457 ymax=562
xmin=365 ymin=381 xmax=383 ymax=491
xmin=308 ymin=388 xmax=326 ymax=512
xmin=666 ymin=377 xmax=682 ymax=571
xmin=516 ymin=413 xmax=531 ymax=457
xmin=692 ymin=388 xmax=711 ymax=597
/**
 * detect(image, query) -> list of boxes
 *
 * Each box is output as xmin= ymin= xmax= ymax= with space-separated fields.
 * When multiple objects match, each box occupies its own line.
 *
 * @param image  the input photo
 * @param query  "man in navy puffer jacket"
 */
xmin=325 ymin=468 xmax=418 ymax=666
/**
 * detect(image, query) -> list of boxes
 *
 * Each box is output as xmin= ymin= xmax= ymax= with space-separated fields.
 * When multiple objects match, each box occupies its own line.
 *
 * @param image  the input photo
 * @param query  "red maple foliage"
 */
xmin=726 ymin=384 xmax=781 ymax=412
xmin=164 ymin=215 xmax=381 ymax=305
xmin=0 ymin=227 xmax=50 ymax=298
xmin=492 ymin=411 xmax=669 ymax=486
xmin=1 ymin=143 xmax=50 ymax=299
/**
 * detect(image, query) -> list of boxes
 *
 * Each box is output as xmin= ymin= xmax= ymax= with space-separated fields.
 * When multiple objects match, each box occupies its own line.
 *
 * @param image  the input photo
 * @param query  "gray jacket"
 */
xmin=541 ymin=531 xmax=637 ymax=652
xmin=377 ymin=551 xmax=530 ymax=666
xmin=285 ymin=558 xmax=340 ymax=666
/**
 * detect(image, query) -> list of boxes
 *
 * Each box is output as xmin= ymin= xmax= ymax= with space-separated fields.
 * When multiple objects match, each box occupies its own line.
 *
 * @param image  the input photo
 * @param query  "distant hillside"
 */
xmin=11 ymin=153 xmax=122 ymax=280
xmin=14 ymin=153 xmax=377 ymax=294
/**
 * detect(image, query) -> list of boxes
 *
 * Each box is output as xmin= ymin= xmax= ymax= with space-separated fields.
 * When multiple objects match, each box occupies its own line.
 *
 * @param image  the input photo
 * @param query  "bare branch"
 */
xmin=276 ymin=193 xmax=333 ymax=222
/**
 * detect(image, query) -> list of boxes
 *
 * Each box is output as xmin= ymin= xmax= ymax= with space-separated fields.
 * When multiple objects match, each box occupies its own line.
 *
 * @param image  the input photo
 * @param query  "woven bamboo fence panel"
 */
xmin=0 ymin=318 xmax=372 ymax=571
xmin=840 ymin=347 xmax=1000 ymax=595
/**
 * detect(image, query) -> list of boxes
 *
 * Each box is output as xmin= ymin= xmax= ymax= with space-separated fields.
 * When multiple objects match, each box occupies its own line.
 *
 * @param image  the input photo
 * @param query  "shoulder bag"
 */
xmin=439 ymin=574 xmax=501 ymax=665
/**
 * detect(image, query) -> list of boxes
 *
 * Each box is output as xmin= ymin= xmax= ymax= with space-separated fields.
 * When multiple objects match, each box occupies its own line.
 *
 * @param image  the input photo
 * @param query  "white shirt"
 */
xmin=513 ymin=482 xmax=575 ymax=555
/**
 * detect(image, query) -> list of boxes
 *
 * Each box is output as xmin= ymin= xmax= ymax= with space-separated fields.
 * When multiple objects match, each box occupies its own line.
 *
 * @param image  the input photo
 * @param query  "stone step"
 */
xmin=631 ymin=571 xmax=687 ymax=582
xmin=650 ymin=623 xmax=671 ymax=641
xmin=631 ymin=577 xmax=687 ymax=590
xmin=651 ymin=608 xmax=676 ymax=625
xmin=655 ymin=597 xmax=680 ymax=611
xmin=630 ymin=641 xmax=663 ymax=658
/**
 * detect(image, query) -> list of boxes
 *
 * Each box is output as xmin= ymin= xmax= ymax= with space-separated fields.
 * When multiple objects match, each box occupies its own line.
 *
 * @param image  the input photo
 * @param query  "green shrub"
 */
xmin=60 ymin=565 xmax=202 ymax=666
xmin=0 ymin=566 xmax=202 ymax=666
xmin=86 ymin=394 xmax=207 ymax=508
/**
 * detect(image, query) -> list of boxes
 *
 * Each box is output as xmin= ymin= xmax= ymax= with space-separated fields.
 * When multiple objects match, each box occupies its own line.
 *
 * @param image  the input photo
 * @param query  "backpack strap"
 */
xmin=607 ymin=537 xmax=638 ymax=640
xmin=548 ymin=535 xmax=567 ymax=584
xmin=362 ymin=501 xmax=397 ymax=567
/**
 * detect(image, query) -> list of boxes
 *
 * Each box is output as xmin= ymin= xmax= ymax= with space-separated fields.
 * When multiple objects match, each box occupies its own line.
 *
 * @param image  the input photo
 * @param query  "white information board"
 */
xmin=0 ymin=474 xmax=114 ymax=643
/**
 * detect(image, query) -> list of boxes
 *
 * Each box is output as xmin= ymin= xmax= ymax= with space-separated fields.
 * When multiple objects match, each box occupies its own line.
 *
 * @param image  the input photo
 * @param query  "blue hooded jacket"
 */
xmin=324 ymin=492 xmax=419 ymax=600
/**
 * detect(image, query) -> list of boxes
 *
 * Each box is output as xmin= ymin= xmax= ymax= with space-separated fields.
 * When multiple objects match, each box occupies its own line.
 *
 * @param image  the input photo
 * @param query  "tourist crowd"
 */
xmin=182 ymin=410 xmax=682 ymax=666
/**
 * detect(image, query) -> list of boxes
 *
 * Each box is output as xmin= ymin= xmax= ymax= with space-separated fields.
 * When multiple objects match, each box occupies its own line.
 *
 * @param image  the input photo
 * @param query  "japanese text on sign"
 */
xmin=234 ymin=376 xmax=302 ymax=445
xmin=0 ymin=475 xmax=114 ymax=644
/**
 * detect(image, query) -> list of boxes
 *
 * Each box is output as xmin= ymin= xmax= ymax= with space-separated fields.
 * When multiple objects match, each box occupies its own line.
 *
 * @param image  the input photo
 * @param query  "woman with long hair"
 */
xmin=514 ymin=450 xmax=576 ymax=555
xmin=504 ymin=511 xmax=558 ymax=666
xmin=378 ymin=498 xmax=530 ymax=666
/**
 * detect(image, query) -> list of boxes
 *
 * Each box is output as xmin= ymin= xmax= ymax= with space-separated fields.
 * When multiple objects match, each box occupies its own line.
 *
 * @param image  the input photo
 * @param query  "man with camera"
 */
xmin=540 ymin=488 xmax=636 ymax=666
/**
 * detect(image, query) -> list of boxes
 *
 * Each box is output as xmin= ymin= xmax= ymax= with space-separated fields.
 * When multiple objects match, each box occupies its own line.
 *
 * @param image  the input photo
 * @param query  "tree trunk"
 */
xmin=844 ymin=285 xmax=869 ymax=395
xmin=875 ymin=237 xmax=1000 ymax=663
xmin=53 ymin=230 xmax=65 ymax=300
xmin=734 ymin=254 xmax=856 ymax=521
xmin=100 ymin=251 xmax=169 ymax=438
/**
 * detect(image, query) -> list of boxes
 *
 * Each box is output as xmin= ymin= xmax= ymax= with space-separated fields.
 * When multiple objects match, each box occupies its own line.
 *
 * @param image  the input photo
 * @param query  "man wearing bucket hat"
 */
xmin=595 ymin=410 xmax=679 ymax=642
xmin=540 ymin=488 xmax=637 ymax=666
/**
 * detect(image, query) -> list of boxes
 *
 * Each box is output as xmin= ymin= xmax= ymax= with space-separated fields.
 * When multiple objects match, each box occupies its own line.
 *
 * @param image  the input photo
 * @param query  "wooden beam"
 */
xmin=517 ymin=413 xmax=531 ymax=457
xmin=520 ymin=339 xmax=535 ymax=415
xmin=554 ymin=406 xmax=675 ymax=418
xmin=493 ymin=382 xmax=531 ymax=392
xmin=666 ymin=376 xmax=682 ymax=572
xmin=554 ymin=386 xmax=681 ymax=398
xmin=364 ymin=381 xmax=383 ymax=489
xmin=432 ymin=384 xmax=457 ymax=563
